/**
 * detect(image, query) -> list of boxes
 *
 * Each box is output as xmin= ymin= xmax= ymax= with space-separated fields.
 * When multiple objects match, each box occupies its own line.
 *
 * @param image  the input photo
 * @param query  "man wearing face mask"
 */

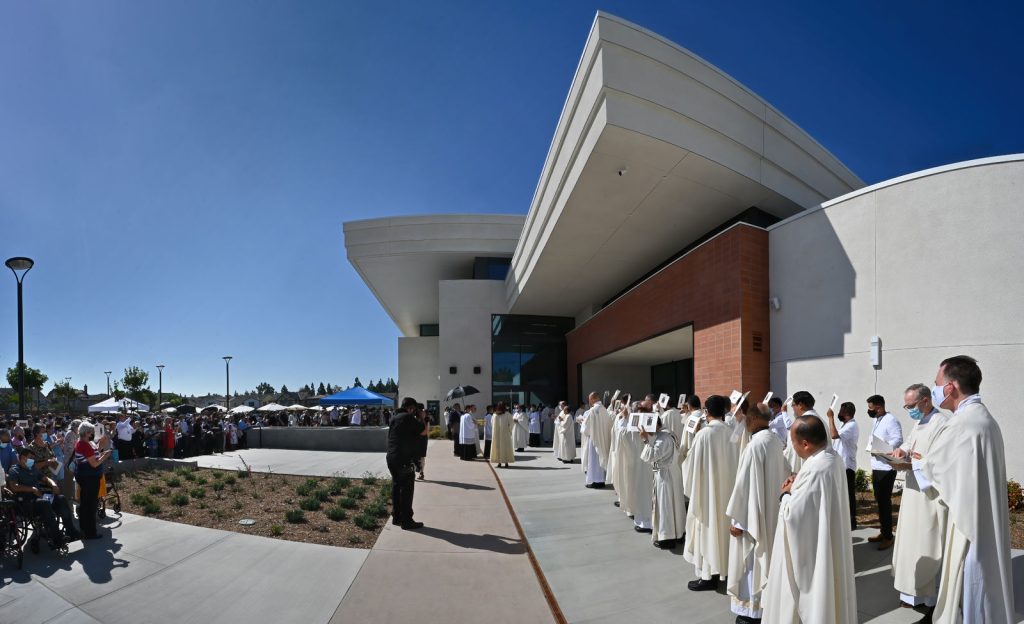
xmin=890 ymin=383 xmax=948 ymax=616
xmin=894 ymin=356 xmax=1013 ymax=624
xmin=0 ymin=429 xmax=17 ymax=474
xmin=827 ymin=401 xmax=859 ymax=530
xmin=866 ymin=394 xmax=902 ymax=551
xmin=8 ymin=447 xmax=81 ymax=545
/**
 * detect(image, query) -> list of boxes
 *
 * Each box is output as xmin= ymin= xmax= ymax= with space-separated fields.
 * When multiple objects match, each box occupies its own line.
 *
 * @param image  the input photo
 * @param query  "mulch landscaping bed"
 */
xmin=114 ymin=466 xmax=391 ymax=549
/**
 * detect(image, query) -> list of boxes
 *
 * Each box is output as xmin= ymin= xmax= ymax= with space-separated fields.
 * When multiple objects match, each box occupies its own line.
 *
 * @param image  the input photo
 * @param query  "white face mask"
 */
xmin=931 ymin=383 xmax=950 ymax=409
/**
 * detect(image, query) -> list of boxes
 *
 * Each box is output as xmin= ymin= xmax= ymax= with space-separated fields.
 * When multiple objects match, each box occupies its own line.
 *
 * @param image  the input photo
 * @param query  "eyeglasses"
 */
xmin=903 ymin=397 xmax=925 ymax=411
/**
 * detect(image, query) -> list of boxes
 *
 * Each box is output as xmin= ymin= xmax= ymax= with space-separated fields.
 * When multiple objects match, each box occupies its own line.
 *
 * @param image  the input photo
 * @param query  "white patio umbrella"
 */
xmin=161 ymin=407 xmax=178 ymax=414
xmin=307 ymin=405 xmax=323 ymax=411
xmin=257 ymin=403 xmax=287 ymax=412
xmin=285 ymin=404 xmax=307 ymax=411
xmin=229 ymin=405 xmax=254 ymax=414
xmin=202 ymin=404 xmax=227 ymax=413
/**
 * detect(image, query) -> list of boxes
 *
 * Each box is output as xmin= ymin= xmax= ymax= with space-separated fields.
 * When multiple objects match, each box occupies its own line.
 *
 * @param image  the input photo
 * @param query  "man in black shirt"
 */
xmin=387 ymin=397 xmax=427 ymax=530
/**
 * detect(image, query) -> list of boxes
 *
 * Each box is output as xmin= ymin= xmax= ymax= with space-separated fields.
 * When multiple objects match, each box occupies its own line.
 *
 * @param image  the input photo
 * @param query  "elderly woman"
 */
xmin=74 ymin=422 xmax=112 ymax=540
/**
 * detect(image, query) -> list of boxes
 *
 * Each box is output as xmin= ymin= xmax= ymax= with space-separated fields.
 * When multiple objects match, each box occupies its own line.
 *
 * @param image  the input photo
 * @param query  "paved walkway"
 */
xmin=0 ymin=443 xmax=556 ymax=624
xmin=172 ymin=447 xmax=389 ymax=478
xmin=493 ymin=447 xmax=1024 ymax=624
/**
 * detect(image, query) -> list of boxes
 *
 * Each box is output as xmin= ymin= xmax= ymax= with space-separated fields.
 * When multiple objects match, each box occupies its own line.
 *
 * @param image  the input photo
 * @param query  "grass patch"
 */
xmin=236 ymin=469 xmax=249 ymax=479
xmin=326 ymin=507 xmax=348 ymax=521
xmin=224 ymin=475 xmax=237 ymax=485
xmin=296 ymin=483 xmax=314 ymax=497
xmin=142 ymin=500 xmax=161 ymax=515
xmin=365 ymin=502 xmax=389 ymax=518
xmin=194 ymin=476 xmax=208 ymax=486
xmin=130 ymin=493 xmax=153 ymax=506
xmin=380 ymin=482 xmax=392 ymax=499
xmin=189 ymin=487 xmax=206 ymax=499
xmin=164 ymin=476 xmax=182 ymax=488
xmin=338 ymin=497 xmax=358 ymax=509
xmin=285 ymin=509 xmax=305 ymax=523
xmin=313 ymin=488 xmax=331 ymax=502
xmin=145 ymin=485 xmax=164 ymax=496
xmin=348 ymin=486 xmax=367 ymax=500
xmin=299 ymin=497 xmax=322 ymax=512
xmin=354 ymin=513 xmax=378 ymax=530
xmin=361 ymin=472 xmax=378 ymax=486
xmin=348 ymin=535 xmax=362 ymax=545
xmin=211 ymin=481 xmax=225 ymax=492
xmin=271 ymin=524 xmax=284 ymax=536
xmin=210 ymin=471 xmax=222 ymax=480
xmin=170 ymin=493 xmax=189 ymax=507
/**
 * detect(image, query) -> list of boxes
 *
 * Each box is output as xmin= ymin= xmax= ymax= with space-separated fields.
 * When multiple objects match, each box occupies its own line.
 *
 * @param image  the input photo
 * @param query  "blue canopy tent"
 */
xmin=319 ymin=387 xmax=394 ymax=408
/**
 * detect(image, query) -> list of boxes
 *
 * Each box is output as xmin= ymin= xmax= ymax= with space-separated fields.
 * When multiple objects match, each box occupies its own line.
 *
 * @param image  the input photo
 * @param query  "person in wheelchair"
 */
xmin=7 ymin=447 xmax=81 ymax=546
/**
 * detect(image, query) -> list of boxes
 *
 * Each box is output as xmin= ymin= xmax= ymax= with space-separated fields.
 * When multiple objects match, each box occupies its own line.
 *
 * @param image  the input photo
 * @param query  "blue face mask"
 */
xmin=42 ymin=433 xmax=50 ymax=442
xmin=0 ymin=442 xmax=7 ymax=448
xmin=26 ymin=458 xmax=35 ymax=469
xmin=908 ymin=407 xmax=923 ymax=421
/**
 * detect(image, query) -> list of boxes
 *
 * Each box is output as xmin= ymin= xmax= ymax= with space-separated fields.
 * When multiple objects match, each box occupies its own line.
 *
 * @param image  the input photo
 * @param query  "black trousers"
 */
xmin=115 ymin=439 xmax=133 ymax=461
xmin=27 ymin=495 xmax=77 ymax=541
xmin=872 ymin=469 xmax=897 ymax=538
xmin=76 ymin=475 xmax=101 ymax=537
xmin=845 ymin=469 xmax=857 ymax=530
xmin=387 ymin=459 xmax=416 ymax=524
xmin=483 ymin=439 xmax=492 ymax=458
xmin=459 ymin=441 xmax=477 ymax=461
xmin=529 ymin=433 xmax=541 ymax=448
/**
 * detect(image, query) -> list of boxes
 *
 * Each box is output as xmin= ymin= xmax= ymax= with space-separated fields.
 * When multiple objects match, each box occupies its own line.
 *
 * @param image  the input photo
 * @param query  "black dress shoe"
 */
xmin=735 ymin=616 xmax=761 ymax=624
xmin=634 ymin=526 xmax=653 ymax=533
xmin=590 ymin=482 xmax=605 ymax=489
xmin=653 ymin=539 xmax=675 ymax=549
xmin=687 ymin=576 xmax=719 ymax=591
xmin=401 ymin=521 xmax=424 ymax=530
xmin=914 ymin=606 xmax=934 ymax=624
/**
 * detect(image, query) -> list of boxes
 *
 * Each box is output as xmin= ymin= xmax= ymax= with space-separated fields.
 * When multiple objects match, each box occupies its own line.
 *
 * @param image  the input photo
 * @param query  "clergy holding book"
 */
xmin=726 ymin=403 xmax=789 ymax=623
xmin=894 ymin=356 xmax=1014 ymax=624
xmin=638 ymin=414 xmax=685 ymax=549
xmin=763 ymin=415 xmax=857 ymax=624
xmin=890 ymin=383 xmax=948 ymax=617
xmin=553 ymin=402 xmax=576 ymax=463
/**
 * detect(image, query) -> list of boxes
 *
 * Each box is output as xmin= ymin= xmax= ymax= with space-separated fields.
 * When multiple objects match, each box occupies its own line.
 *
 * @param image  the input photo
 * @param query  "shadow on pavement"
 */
xmin=426 ymin=480 xmax=495 ymax=491
xmin=1 ymin=534 xmax=129 ymax=587
xmin=415 ymin=526 xmax=526 ymax=555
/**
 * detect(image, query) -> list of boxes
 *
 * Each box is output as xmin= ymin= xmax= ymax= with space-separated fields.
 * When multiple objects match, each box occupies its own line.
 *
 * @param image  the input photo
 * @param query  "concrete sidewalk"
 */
xmin=492 ymin=447 xmax=1019 ymax=624
xmin=172 ymin=447 xmax=388 ymax=477
xmin=330 ymin=441 xmax=556 ymax=624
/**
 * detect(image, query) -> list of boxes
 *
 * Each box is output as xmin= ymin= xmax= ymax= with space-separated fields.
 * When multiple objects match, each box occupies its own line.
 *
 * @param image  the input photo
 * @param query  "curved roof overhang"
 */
xmin=505 ymin=12 xmax=864 ymax=318
xmin=344 ymin=214 xmax=525 ymax=336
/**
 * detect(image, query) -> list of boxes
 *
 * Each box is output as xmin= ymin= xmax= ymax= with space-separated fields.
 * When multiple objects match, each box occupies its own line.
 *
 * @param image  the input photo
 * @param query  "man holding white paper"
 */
xmin=866 ymin=394 xmax=903 ymax=551
xmin=782 ymin=391 xmax=821 ymax=474
xmin=827 ymin=401 xmax=860 ymax=530
xmin=581 ymin=392 xmax=612 ymax=489
xmin=767 ymin=396 xmax=790 ymax=446
xmin=894 ymin=356 xmax=1013 ymax=624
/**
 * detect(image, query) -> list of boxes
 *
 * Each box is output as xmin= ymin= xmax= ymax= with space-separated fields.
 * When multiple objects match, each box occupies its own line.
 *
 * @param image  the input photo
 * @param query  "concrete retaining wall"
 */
xmin=246 ymin=427 xmax=388 ymax=452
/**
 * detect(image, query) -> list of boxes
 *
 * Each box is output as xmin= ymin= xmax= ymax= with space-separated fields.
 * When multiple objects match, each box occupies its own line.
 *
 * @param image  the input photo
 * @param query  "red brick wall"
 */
xmin=566 ymin=224 xmax=770 ymax=403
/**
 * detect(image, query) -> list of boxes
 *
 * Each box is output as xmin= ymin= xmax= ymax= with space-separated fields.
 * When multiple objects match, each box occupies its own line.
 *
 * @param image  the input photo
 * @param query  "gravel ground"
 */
xmin=113 ymin=466 xmax=390 ymax=549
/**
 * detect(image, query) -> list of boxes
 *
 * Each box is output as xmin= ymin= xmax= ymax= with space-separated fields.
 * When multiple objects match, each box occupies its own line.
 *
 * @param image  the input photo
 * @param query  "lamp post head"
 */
xmin=156 ymin=364 xmax=165 ymax=370
xmin=5 ymin=257 xmax=34 ymax=282
xmin=223 ymin=356 xmax=232 ymax=362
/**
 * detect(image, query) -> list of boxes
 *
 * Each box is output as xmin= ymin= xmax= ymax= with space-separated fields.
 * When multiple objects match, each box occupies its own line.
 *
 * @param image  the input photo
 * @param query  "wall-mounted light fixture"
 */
xmin=768 ymin=296 xmax=781 ymax=311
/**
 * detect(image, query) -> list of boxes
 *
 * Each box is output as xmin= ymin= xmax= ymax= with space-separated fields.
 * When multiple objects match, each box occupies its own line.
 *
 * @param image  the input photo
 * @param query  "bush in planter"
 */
xmin=165 ymin=476 xmax=182 ymax=488
xmin=365 ymin=502 xmax=388 ymax=518
xmin=338 ymin=497 xmax=358 ymax=509
xmin=285 ymin=509 xmax=305 ymax=523
xmin=130 ymin=493 xmax=153 ymax=506
xmin=314 ymin=488 xmax=332 ymax=502
xmin=348 ymin=486 xmax=367 ymax=500
xmin=854 ymin=469 xmax=870 ymax=493
xmin=296 ymin=483 xmax=314 ymax=497
xmin=189 ymin=487 xmax=206 ymax=499
xmin=142 ymin=500 xmax=162 ymax=515
xmin=299 ymin=497 xmax=322 ymax=512
xmin=354 ymin=513 xmax=377 ymax=530
xmin=326 ymin=507 xmax=348 ymax=521
xmin=170 ymin=493 xmax=189 ymax=507
xmin=271 ymin=524 xmax=284 ymax=536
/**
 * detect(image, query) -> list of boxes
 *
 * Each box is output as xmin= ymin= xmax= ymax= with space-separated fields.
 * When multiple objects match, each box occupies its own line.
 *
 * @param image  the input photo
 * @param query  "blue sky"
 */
xmin=1 ymin=1 xmax=1021 ymax=397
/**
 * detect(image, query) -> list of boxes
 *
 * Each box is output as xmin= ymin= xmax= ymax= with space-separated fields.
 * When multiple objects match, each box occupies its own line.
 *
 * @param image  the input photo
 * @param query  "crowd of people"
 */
xmin=446 ymin=355 xmax=1013 ymax=624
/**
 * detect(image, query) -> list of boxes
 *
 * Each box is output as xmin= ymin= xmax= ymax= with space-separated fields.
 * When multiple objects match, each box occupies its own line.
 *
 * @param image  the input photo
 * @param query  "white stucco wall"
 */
xmin=398 ymin=336 xmax=439 ymax=405
xmin=438 ymin=279 xmax=509 ymax=409
xmin=769 ymin=156 xmax=1024 ymax=478
xmin=581 ymin=363 xmax=651 ymax=404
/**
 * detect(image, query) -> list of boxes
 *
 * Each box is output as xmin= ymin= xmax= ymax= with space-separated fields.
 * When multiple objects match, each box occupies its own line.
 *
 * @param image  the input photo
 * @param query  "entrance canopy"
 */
xmin=88 ymin=397 xmax=150 ymax=413
xmin=320 ymin=387 xmax=394 ymax=407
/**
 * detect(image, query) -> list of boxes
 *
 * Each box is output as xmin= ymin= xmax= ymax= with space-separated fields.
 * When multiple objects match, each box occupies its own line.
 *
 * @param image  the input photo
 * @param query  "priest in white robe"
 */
xmin=895 ymin=356 xmax=1014 ymax=624
xmin=660 ymin=405 xmax=685 ymax=440
xmin=726 ymin=403 xmax=789 ymax=622
xmin=581 ymin=393 xmax=612 ymax=489
xmin=458 ymin=405 xmax=479 ymax=461
xmin=781 ymin=391 xmax=824 ymax=474
xmin=727 ymin=397 xmax=752 ymax=462
xmin=489 ymin=403 xmax=514 ymax=467
xmin=767 ymin=396 xmax=790 ymax=447
xmin=575 ymin=407 xmax=589 ymax=474
xmin=640 ymin=416 xmax=685 ymax=549
xmin=678 ymin=396 xmax=705 ymax=495
xmin=684 ymin=395 xmax=738 ymax=591
xmin=623 ymin=397 xmax=656 ymax=531
xmin=890 ymin=383 xmax=948 ymax=611
xmin=512 ymin=406 xmax=529 ymax=452
xmin=608 ymin=405 xmax=628 ymax=506
xmin=553 ymin=403 xmax=576 ymax=463
xmin=764 ymin=415 xmax=857 ymax=624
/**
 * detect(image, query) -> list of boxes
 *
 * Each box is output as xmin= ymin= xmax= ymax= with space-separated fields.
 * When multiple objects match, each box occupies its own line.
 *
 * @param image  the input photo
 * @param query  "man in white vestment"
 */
xmin=640 ymin=414 xmax=685 ymax=549
xmin=660 ymin=404 xmax=684 ymax=439
xmin=608 ymin=404 xmax=628 ymax=507
xmin=894 ymin=356 xmax=1014 ymax=624
xmin=678 ymin=395 xmax=704 ymax=495
xmin=575 ymin=407 xmax=589 ymax=474
xmin=763 ymin=415 xmax=857 ymax=624
xmin=581 ymin=393 xmax=612 ymax=489
xmin=527 ymin=407 xmax=542 ymax=448
xmin=512 ymin=406 xmax=529 ymax=452
xmin=623 ymin=397 xmax=656 ymax=532
xmin=890 ymin=384 xmax=948 ymax=613
xmin=684 ymin=395 xmax=738 ymax=591
xmin=541 ymin=403 xmax=554 ymax=445
xmin=489 ymin=402 xmax=514 ymax=467
xmin=458 ymin=405 xmax=479 ymax=461
xmin=782 ymin=391 xmax=822 ymax=474
xmin=767 ymin=396 xmax=789 ymax=446
xmin=726 ymin=403 xmax=789 ymax=623
xmin=727 ymin=397 xmax=752 ymax=462
xmin=827 ymin=401 xmax=860 ymax=530
xmin=553 ymin=403 xmax=576 ymax=463
xmin=482 ymin=405 xmax=494 ymax=459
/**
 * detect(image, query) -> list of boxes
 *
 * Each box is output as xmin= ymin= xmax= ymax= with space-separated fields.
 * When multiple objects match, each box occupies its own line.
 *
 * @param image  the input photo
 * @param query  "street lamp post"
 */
xmin=156 ymin=364 xmax=165 ymax=408
xmin=223 ymin=357 xmax=232 ymax=411
xmin=64 ymin=376 xmax=71 ymax=416
xmin=104 ymin=371 xmax=112 ymax=395
xmin=5 ymin=257 xmax=34 ymax=421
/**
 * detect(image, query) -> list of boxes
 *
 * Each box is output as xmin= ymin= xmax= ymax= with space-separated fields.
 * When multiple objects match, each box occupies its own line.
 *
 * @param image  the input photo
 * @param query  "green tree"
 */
xmin=317 ymin=382 xmax=326 ymax=395
xmin=256 ymin=382 xmax=274 ymax=396
xmin=353 ymin=377 xmax=363 ymax=388
xmin=6 ymin=363 xmax=48 ymax=394
xmin=52 ymin=380 xmax=77 ymax=410
xmin=280 ymin=384 xmax=289 ymax=394
xmin=325 ymin=384 xmax=334 ymax=394
xmin=121 ymin=366 xmax=150 ymax=401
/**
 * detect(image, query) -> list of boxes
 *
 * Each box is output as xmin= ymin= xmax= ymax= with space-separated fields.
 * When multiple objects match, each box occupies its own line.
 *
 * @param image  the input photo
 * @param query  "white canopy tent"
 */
xmin=88 ymin=397 xmax=150 ymax=414
xmin=202 ymin=404 xmax=227 ymax=413
xmin=229 ymin=405 xmax=254 ymax=415
xmin=285 ymin=404 xmax=307 ymax=412
xmin=256 ymin=403 xmax=287 ymax=412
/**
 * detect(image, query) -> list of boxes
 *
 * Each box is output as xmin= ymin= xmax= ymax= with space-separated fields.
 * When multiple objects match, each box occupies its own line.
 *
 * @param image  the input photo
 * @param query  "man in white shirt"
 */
xmin=866 ymin=394 xmax=903 ymax=550
xmin=482 ymin=405 xmax=494 ymax=458
xmin=527 ymin=407 xmax=542 ymax=448
xmin=767 ymin=396 xmax=790 ymax=446
xmin=827 ymin=401 xmax=859 ymax=530
xmin=351 ymin=408 xmax=362 ymax=426
xmin=458 ymin=405 xmax=479 ymax=461
xmin=114 ymin=411 xmax=134 ymax=461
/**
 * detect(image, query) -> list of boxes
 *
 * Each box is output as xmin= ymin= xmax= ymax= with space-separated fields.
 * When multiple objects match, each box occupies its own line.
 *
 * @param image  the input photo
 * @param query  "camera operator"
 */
xmin=387 ymin=397 xmax=426 ymax=530
xmin=8 ymin=447 xmax=81 ymax=544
